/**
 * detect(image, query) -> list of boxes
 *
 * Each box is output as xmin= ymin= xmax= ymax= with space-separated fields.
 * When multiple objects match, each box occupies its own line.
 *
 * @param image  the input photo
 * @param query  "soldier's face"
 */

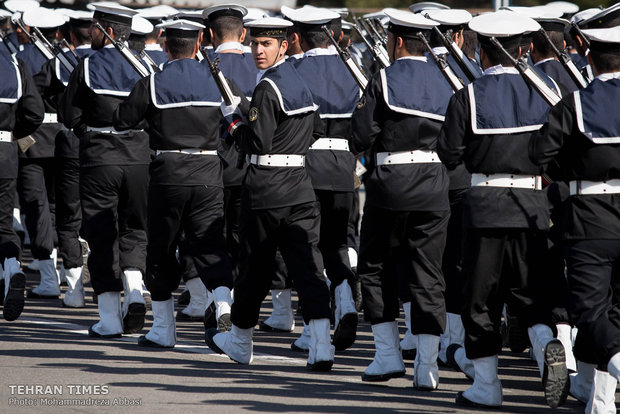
xmin=88 ymin=18 xmax=105 ymax=50
xmin=251 ymin=36 xmax=288 ymax=70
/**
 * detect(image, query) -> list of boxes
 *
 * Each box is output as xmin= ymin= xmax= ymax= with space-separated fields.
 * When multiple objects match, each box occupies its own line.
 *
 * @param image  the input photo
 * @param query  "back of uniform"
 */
xmin=0 ymin=51 xmax=44 ymax=321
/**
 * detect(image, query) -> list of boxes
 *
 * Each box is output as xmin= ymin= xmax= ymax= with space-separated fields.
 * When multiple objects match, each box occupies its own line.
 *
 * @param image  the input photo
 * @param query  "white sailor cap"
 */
xmin=341 ymin=20 xmax=354 ymax=32
xmin=137 ymin=5 xmax=178 ymax=23
xmin=244 ymin=8 xmax=268 ymax=23
xmin=582 ymin=26 xmax=620 ymax=52
xmin=385 ymin=9 xmax=439 ymax=37
xmin=289 ymin=7 xmax=340 ymax=26
xmin=4 ymin=0 xmax=39 ymax=13
xmin=502 ymin=6 xmax=563 ymax=19
xmin=173 ymin=10 xmax=205 ymax=25
xmin=408 ymin=2 xmax=449 ymax=14
xmin=328 ymin=8 xmax=349 ymax=19
xmin=544 ymin=1 xmax=580 ymax=16
xmin=90 ymin=2 xmax=137 ymax=27
xmin=245 ymin=17 xmax=292 ymax=38
xmin=157 ymin=18 xmax=204 ymax=38
xmin=0 ymin=9 xmax=13 ymax=19
xmin=423 ymin=9 xmax=472 ymax=27
xmin=579 ymin=3 xmax=620 ymax=29
xmin=470 ymin=10 xmax=540 ymax=37
xmin=570 ymin=8 xmax=601 ymax=25
xmin=22 ymin=7 xmax=68 ymax=29
xmin=203 ymin=4 xmax=248 ymax=21
xmin=131 ymin=16 xmax=153 ymax=35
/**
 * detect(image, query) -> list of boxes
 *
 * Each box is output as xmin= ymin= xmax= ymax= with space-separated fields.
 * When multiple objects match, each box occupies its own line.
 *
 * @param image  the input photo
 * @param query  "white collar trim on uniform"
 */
xmin=397 ymin=56 xmax=427 ymax=63
xmin=287 ymin=53 xmax=304 ymax=60
xmin=215 ymin=41 xmax=244 ymax=53
xmin=144 ymin=43 xmax=163 ymax=51
xmin=596 ymin=71 xmax=620 ymax=82
xmin=303 ymin=47 xmax=338 ymax=57
xmin=484 ymin=65 xmax=519 ymax=76
xmin=534 ymin=57 xmax=555 ymax=66
xmin=256 ymin=57 xmax=286 ymax=85
xmin=76 ymin=44 xmax=91 ymax=50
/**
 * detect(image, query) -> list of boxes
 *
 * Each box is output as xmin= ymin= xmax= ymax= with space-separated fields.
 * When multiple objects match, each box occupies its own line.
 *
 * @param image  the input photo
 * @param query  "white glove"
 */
xmin=220 ymin=96 xmax=242 ymax=119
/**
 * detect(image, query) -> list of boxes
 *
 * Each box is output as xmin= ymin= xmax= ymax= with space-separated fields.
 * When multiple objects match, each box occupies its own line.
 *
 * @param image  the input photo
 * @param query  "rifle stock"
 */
xmin=433 ymin=27 xmax=480 ymax=82
xmin=538 ymin=28 xmax=588 ymax=89
xmin=93 ymin=23 xmax=150 ymax=77
xmin=321 ymin=25 xmax=368 ymax=90
xmin=417 ymin=32 xmax=463 ymax=92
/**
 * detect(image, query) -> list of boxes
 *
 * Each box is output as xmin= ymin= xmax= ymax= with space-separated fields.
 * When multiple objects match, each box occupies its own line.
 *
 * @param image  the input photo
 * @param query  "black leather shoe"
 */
xmin=402 ymin=348 xmax=417 ymax=360
xmin=290 ymin=342 xmax=308 ymax=353
xmin=123 ymin=303 xmax=146 ymax=334
xmin=138 ymin=335 xmax=174 ymax=349
xmin=455 ymin=392 xmax=500 ymax=409
xmin=543 ymin=339 xmax=569 ymax=409
xmin=258 ymin=320 xmax=293 ymax=332
xmin=307 ymin=359 xmax=333 ymax=372
xmin=27 ymin=290 xmax=59 ymax=299
xmin=333 ymin=313 xmax=357 ymax=351
xmin=177 ymin=289 xmax=191 ymax=306
xmin=204 ymin=328 xmax=224 ymax=354
xmin=88 ymin=326 xmax=122 ymax=339
xmin=204 ymin=303 xmax=217 ymax=330
xmin=361 ymin=369 xmax=406 ymax=382
xmin=3 ymin=273 xmax=25 ymax=321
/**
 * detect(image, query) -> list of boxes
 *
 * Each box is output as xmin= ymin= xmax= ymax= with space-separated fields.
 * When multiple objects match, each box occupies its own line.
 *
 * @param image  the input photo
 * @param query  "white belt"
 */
xmin=0 ymin=131 xmax=12 ymax=142
xmin=156 ymin=149 xmax=218 ymax=156
xmin=471 ymin=173 xmax=542 ymax=190
xmin=309 ymin=138 xmax=350 ymax=151
xmin=43 ymin=113 xmax=58 ymax=124
xmin=86 ymin=126 xmax=143 ymax=135
xmin=376 ymin=150 xmax=440 ymax=165
xmin=570 ymin=179 xmax=620 ymax=195
xmin=249 ymin=154 xmax=305 ymax=167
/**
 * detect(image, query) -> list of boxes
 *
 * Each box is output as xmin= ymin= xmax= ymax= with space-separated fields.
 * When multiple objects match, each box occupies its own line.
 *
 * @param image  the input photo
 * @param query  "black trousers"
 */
xmin=18 ymin=158 xmax=56 ymax=259
xmin=565 ymin=239 xmax=620 ymax=366
xmin=0 ymin=178 xmax=21 ymax=262
xmin=231 ymin=201 xmax=331 ymax=329
xmin=80 ymin=165 xmax=148 ymax=295
xmin=55 ymin=157 xmax=82 ymax=269
xmin=443 ymin=189 xmax=467 ymax=314
xmin=347 ymin=189 xmax=360 ymax=252
xmin=462 ymin=228 xmax=554 ymax=359
xmin=145 ymin=184 xmax=232 ymax=302
xmin=359 ymin=205 xmax=449 ymax=335
xmin=316 ymin=190 xmax=356 ymax=288
xmin=223 ymin=185 xmax=242 ymax=281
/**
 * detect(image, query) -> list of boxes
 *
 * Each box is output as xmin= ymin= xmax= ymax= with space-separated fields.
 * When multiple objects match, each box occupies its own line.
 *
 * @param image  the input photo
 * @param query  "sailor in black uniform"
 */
xmin=0 ymin=39 xmax=44 ymax=321
xmin=531 ymin=23 xmax=620 ymax=413
xmin=352 ymin=10 xmax=450 ymax=390
xmin=59 ymin=3 xmax=150 ymax=338
xmin=33 ymin=10 xmax=93 ymax=307
xmin=15 ymin=8 xmax=65 ymax=299
xmin=136 ymin=9 xmax=169 ymax=67
xmin=205 ymin=17 xmax=334 ymax=371
xmin=291 ymin=8 xmax=360 ymax=352
xmin=437 ymin=11 xmax=568 ymax=409
xmin=113 ymin=18 xmax=234 ymax=347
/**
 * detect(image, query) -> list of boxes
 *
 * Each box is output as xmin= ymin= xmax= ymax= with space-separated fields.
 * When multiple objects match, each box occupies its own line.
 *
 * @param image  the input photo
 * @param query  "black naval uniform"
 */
xmin=0 ymin=50 xmax=44 ymax=263
xmin=227 ymin=59 xmax=331 ymax=328
xmin=438 ymin=66 xmax=559 ymax=359
xmin=208 ymin=48 xmax=258 ymax=279
xmin=352 ymin=56 xmax=451 ymax=333
xmin=530 ymin=73 xmax=620 ymax=366
xmin=34 ymin=45 xmax=91 ymax=270
xmin=52 ymin=45 xmax=92 ymax=270
xmin=59 ymin=44 xmax=150 ymax=295
xmin=113 ymin=58 xmax=233 ymax=300
xmin=294 ymin=48 xmax=359 ymax=290
xmin=16 ymin=44 xmax=59 ymax=262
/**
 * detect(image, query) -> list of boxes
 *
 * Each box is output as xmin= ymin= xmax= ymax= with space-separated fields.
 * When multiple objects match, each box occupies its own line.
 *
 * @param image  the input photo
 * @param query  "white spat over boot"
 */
xmin=89 ymin=292 xmax=123 ymax=338
xmin=362 ymin=321 xmax=406 ymax=382
xmin=62 ymin=267 xmax=85 ymax=308
xmin=307 ymin=318 xmax=334 ymax=371
xmin=139 ymin=298 xmax=176 ymax=348
xmin=205 ymin=324 xmax=253 ymax=364
xmin=260 ymin=289 xmax=295 ymax=332
xmin=414 ymin=334 xmax=440 ymax=390
xmin=456 ymin=355 xmax=503 ymax=408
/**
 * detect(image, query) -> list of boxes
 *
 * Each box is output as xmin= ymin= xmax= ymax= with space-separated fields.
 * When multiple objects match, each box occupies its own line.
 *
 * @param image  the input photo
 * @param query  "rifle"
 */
xmin=61 ymin=39 xmax=80 ymax=61
xmin=204 ymin=51 xmax=244 ymax=168
xmin=195 ymin=49 xmax=205 ymax=62
xmin=322 ymin=25 xmax=368 ymax=90
xmin=139 ymin=49 xmax=161 ymax=73
xmin=364 ymin=17 xmax=387 ymax=46
xmin=14 ymin=18 xmax=54 ymax=60
xmin=93 ymin=22 xmax=150 ymax=77
xmin=417 ymin=32 xmax=463 ymax=92
xmin=0 ymin=31 xmax=18 ymax=54
xmin=357 ymin=17 xmax=390 ymax=62
xmin=352 ymin=19 xmax=390 ymax=69
xmin=538 ymin=28 xmax=588 ymax=89
xmin=31 ymin=27 xmax=75 ymax=72
xmin=432 ymin=27 xmax=481 ymax=82
xmin=490 ymin=37 xmax=561 ymax=106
